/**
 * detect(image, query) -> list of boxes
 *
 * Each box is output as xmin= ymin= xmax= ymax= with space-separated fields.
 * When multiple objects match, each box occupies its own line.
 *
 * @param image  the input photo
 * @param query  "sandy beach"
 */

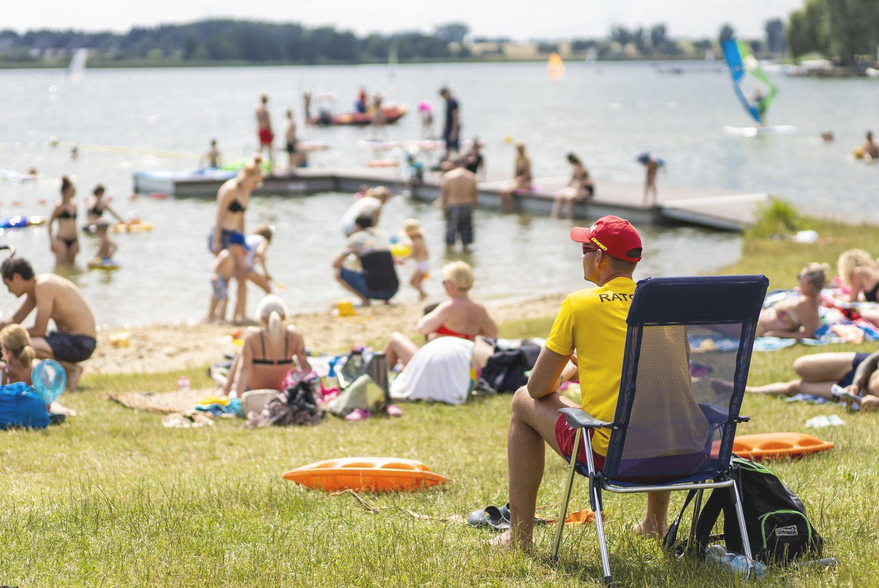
xmin=87 ymin=292 xmax=566 ymax=375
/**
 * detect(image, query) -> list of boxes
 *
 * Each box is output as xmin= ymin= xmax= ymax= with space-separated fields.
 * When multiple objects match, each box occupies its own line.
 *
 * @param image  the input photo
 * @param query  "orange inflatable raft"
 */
xmin=730 ymin=432 xmax=834 ymax=461
xmin=282 ymin=457 xmax=448 ymax=492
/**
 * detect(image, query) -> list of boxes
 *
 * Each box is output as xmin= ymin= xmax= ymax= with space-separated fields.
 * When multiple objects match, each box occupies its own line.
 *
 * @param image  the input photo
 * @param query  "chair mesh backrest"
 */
xmin=603 ymin=276 xmax=768 ymax=480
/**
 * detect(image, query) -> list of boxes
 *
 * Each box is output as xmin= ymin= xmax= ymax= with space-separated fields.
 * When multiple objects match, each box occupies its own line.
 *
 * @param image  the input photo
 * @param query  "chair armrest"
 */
xmin=558 ymin=407 xmax=615 ymax=430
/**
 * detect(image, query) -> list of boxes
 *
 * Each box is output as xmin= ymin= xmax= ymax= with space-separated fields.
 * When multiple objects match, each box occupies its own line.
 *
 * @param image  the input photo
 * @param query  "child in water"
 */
xmin=402 ymin=218 xmax=429 ymax=301
xmin=208 ymin=232 xmax=249 ymax=323
xmin=89 ymin=220 xmax=117 ymax=267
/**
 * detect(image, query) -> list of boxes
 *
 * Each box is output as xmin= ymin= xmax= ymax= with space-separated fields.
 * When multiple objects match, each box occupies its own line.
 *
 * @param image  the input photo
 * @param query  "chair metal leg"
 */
xmin=551 ymin=427 xmax=582 ymax=561
xmin=591 ymin=483 xmax=613 ymax=584
xmin=731 ymin=480 xmax=755 ymax=577
xmin=685 ymin=489 xmax=704 ymax=555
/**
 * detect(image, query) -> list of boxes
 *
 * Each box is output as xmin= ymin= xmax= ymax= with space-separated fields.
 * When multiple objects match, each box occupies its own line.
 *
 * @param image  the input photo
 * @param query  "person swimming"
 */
xmin=757 ymin=263 xmax=828 ymax=339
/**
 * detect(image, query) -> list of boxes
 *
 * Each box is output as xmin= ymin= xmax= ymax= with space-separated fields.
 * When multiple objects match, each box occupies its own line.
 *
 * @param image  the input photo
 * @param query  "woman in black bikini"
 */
xmin=224 ymin=295 xmax=310 ymax=396
xmin=551 ymin=153 xmax=595 ymax=219
xmin=84 ymin=185 xmax=124 ymax=228
xmin=837 ymin=249 xmax=879 ymax=326
xmin=211 ymin=155 xmax=263 ymax=323
xmin=210 ymin=155 xmax=263 ymax=255
xmin=49 ymin=176 xmax=80 ymax=264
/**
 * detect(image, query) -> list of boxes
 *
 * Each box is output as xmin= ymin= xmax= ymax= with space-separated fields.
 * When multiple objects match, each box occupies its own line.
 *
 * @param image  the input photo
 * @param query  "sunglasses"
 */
xmin=581 ymin=243 xmax=599 ymax=255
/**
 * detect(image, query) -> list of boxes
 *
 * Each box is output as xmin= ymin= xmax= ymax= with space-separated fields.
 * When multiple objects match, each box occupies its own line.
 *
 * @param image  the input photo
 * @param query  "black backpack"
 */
xmin=664 ymin=458 xmax=824 ymax=564
xmin=480 ymin=341 xmax=541 ymax=394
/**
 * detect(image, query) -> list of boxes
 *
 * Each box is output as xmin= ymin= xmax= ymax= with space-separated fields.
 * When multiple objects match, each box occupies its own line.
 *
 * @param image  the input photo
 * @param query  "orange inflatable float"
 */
xmin=282 ymin=457 xmax=448 ymax=492
xmin=729 ymin=432 xmax=834 ymax=461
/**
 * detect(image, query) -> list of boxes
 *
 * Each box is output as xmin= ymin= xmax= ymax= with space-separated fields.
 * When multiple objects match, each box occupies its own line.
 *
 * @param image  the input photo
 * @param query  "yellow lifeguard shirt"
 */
xmin=545 ymin=277 xmax=636 ymax=456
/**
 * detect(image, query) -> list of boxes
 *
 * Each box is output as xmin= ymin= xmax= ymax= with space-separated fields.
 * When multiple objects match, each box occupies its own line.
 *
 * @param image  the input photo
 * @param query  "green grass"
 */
xmin=2 ymin=216 xmax=878 ymax=586
xmin=723 ymin=216 xmax=879 ymax=290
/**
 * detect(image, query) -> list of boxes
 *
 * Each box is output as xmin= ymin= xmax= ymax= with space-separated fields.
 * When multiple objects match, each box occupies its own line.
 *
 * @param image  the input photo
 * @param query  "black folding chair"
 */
xmin=550 ymin=275 xmax=768 ymax=585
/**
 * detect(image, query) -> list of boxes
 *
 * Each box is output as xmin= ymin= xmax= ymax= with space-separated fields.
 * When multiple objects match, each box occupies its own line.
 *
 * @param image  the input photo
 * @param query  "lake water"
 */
xmin=0 ymin=61 xmax=875 ymax=325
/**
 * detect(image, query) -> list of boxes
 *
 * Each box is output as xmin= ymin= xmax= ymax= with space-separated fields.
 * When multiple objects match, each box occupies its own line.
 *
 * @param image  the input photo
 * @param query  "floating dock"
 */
xmin=133 ymin=168 xmax=768 ymax=232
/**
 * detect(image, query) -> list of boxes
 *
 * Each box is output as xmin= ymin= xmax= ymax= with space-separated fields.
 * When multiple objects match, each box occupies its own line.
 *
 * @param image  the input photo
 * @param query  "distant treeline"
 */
xmin=788 ymin=0 xmax=879 ymax=63
xmin=1 ymin=16 xmax=847 ymax=68
xmin=0 ymin=20 xmax=457 ymax=65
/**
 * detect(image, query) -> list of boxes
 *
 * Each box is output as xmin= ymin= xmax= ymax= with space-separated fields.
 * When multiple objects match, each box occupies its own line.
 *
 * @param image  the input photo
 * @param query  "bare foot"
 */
xmin=488 ymin=530 xmax=529 ymax=552
xmin=630 ymin=521 xmax=665 ymax=540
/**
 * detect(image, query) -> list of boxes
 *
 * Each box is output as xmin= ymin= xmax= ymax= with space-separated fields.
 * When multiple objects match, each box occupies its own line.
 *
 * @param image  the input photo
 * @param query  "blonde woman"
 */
xmin=48 ymin=176 xmax=80 ymax=264
xmin=0 ymin=324 xmax=38 ymax=385
xmin=227 ymin=295 xmax=310 ymax=397
xmin=382 ymin=261 xmax=497 ymax=368
xmin=838 ymin=249 xmax=879 ymax=303
xmin=757 ymin=263 xmax=829 ymax=339
xmin=498 ymin=142 xmax=532 ymax=213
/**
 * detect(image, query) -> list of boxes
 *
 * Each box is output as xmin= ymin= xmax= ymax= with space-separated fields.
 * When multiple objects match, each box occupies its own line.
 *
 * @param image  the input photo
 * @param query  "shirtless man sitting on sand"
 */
xmin=0 ymin=257 xmax=96 ymax=389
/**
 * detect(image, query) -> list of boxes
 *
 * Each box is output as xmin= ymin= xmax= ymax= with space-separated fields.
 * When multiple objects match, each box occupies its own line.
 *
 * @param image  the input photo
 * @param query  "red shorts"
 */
xmin=556 ymin=414 xmax=606 ymax=471
xmin=258 ymin=128 xmax=274 ymax=145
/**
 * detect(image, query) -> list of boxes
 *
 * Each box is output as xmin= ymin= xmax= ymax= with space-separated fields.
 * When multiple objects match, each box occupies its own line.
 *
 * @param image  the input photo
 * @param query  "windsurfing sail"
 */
xmin=67 ymin=48 xmax=88 ymax=81
xmin=585 ymin=47 xmax=598 ymax=64
xmin=547 ymin=52 xmax=565 ymax=81
xmin=722 ymin=39 xmax=777 ymax=125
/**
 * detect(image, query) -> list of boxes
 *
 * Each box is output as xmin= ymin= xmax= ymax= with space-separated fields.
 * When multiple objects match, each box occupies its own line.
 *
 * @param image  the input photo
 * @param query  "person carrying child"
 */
xmin=208 ymin=232 xmax=249 ymax=323
xmin=401 ymin=218 xmax=430 ymax=301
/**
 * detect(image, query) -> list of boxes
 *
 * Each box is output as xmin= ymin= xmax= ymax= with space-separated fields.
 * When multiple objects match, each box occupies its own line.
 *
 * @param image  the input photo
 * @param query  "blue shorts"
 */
xmin=339 ymin=268 xmax=396 ymax=301
xmin=837 ymin=353 xmax=871 ymax=388
xmin=212 ymin=276 xmax=228 ymax=301
xmin=45 ymin=331 xmax=96 ymax=364
xmin=208 ymin=228 xmax=235 ymax=253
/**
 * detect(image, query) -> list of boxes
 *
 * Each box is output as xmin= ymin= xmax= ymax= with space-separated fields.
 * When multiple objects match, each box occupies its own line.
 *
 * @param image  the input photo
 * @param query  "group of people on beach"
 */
xmin=747 ymin=248 xmax=879 ymax=410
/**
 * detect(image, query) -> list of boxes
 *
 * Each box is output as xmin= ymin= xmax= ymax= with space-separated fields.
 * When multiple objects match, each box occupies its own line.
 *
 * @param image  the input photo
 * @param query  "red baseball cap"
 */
xmin=570 ymin=216 xmax=642 ymax=262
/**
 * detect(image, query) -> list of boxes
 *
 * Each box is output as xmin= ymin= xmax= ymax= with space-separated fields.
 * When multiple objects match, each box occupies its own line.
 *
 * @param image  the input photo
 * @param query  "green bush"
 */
xmin=747 ymin=197 xmax=804 ymax=238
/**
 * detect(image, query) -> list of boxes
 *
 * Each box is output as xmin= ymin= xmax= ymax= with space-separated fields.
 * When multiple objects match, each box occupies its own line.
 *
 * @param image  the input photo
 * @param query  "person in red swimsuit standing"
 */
xmin=382 ymin=261 xmax=497 ymax=368
xmin=255 ymin=94 xmax=274 ymax=174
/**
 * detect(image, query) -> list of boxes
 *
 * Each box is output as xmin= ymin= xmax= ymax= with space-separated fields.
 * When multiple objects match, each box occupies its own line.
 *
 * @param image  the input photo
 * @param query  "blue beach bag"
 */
xmin=0 ymin=382 xmax=50 ymax=430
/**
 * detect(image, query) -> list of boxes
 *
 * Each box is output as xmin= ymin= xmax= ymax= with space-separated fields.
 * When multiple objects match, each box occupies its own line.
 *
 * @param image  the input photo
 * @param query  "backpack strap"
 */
xmin=695 ymin=487 xmax=730 ymax=555
xmin=663 ymin=489 xmax=698 ymax=554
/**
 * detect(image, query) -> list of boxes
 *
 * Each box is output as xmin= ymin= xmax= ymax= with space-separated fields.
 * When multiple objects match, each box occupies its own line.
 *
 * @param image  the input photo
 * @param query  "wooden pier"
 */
xmin=133 ymin=167 xmax=768 ymax=232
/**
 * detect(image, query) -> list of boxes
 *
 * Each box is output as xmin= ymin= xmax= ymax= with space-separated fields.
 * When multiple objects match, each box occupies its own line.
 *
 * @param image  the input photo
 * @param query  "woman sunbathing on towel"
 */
xmin=221 ymin=295 xmax=310 ymax=397
xmin=382 ymin=261 xmax=497 ymax=369
xmin=756 ymin=263 xmax=828 ymax=339
xmin=837 ymin=249 xmax=879 ymax=325
xmin=747 ymin=350 xmax=879 ymax=410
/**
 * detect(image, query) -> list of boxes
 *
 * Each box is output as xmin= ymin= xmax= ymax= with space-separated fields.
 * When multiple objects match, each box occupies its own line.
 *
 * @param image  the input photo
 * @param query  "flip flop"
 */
xmin=344 ymin=409 xmax=371 ymax=421
xmin=466 ymin=506 xmax=508 ymax=531
xmin=498 ymin=503 xmax=547 ymax=527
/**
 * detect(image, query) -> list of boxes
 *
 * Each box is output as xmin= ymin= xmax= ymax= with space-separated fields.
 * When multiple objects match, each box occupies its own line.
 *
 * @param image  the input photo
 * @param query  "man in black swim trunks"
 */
xmin=0 ymin=257 xmax=97 ymax=389
xmin=439 ymin=87 xmax=461 ymax=161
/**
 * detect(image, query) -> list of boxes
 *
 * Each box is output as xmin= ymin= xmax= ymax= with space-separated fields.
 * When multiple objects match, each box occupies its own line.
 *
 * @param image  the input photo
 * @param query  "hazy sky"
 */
xmin=9 ymin=0 xmax=802 ymax=39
